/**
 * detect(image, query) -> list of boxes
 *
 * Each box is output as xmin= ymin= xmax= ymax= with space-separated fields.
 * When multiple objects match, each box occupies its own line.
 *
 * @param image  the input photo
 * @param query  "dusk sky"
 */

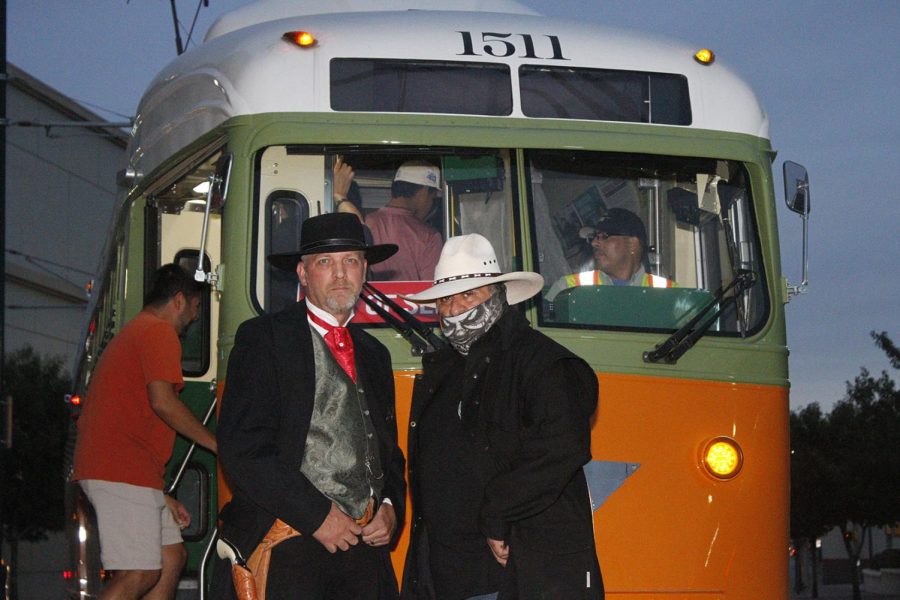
xmin=6 ymin=0 xmax=898 ymax=411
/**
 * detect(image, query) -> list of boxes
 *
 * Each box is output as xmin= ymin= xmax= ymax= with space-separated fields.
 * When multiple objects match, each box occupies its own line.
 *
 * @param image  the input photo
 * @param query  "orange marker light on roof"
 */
xmin=694 ymin=48 xmax=716 ymax=65
xmin=284 ymin=31 xmax=317 ymax=48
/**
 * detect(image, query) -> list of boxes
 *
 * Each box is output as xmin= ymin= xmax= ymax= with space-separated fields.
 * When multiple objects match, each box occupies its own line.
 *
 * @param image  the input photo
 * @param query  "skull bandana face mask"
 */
xmin=439 ymin=285 xmax=508 ymax=355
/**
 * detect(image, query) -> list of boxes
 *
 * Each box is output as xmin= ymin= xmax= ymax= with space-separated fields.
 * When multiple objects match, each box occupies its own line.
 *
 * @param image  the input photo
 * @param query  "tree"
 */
xmin=1 ymin=346 xmax=72 ymax=600
xmin=872 ymin=330 xmax=900 ymax=370
xmin=825 ymin=332 xmax=900 ymax=600
xmin=790 ymin=331 xmax=900 ymax=600
xmin=790 ymin=402 xmax=836 ymax=597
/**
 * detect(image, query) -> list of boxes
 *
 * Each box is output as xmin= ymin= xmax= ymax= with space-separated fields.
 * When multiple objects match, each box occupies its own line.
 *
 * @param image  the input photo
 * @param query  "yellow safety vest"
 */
xmin=562 ymin=270 xmax=676 ymax=289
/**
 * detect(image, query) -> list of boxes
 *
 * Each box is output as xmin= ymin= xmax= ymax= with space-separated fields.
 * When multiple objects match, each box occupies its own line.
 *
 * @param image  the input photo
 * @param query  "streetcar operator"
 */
xmin=546 ymin=207 xmax=676 ymax=300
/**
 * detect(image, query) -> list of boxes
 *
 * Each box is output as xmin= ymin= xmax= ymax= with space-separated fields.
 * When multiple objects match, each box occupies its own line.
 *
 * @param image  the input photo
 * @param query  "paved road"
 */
xmin=790 ymin=583 xmax=900 ymax=599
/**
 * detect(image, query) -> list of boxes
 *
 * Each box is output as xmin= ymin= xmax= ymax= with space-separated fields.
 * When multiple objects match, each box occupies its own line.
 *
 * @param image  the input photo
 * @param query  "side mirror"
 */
xmin=783 ymin=161 xmax=810 ymax=299
xmin=783 ymin=161 xmax=810 ymax=216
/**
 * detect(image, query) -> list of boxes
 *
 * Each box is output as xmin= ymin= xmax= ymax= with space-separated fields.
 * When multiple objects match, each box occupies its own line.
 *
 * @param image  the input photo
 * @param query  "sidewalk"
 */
xmin=790 ymin=583 xmax=900 ymax=599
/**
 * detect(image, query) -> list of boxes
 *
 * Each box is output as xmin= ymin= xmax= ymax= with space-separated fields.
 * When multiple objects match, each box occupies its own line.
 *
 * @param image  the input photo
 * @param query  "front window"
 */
xmin=520 ymin=65 xmax=691 ymax=125
xmin=254 ymin=146 xmax=517 ymax=323
xmin=530 ymin=150 xmax=768 ymax=334
xmin=331 ymin=59 xmax=513 ymax=116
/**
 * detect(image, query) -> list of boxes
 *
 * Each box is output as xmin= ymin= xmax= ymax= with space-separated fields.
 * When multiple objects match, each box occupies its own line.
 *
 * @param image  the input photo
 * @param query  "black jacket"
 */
xmin=402 ymin=308 xmax=601 ymax=599
xmin=210 ymin=300 xmax=405 ymax=599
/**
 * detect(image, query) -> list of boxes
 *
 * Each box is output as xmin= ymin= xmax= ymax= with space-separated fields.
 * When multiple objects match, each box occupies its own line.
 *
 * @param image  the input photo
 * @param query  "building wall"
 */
xmin=3 ymin=62 xmax=127 ymax=600
xmin=4 ymin=62 xmax=126 ymax=360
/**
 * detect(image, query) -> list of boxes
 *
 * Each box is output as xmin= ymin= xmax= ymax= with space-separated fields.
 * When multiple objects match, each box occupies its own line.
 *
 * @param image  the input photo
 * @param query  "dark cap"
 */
xmin=267 ymin=213 xmax=398 ymax=272
xmin=580 ymin=208 xmax=647 ymax=244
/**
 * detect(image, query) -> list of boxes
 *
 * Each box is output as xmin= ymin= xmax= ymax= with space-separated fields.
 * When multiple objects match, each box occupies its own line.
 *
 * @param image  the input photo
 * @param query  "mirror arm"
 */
xmin=194 ymin=173 xmax=219 ymax=285
xmin=783 ymin=163 xmax=810 ymax=301
xmin=786 ymin=196 xmax=810 ymax=300
xmin=194 ymin=156 xmax=232 ymax=289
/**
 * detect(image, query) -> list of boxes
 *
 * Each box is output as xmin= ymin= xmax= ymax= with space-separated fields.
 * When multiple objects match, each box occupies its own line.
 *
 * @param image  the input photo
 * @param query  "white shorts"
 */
xmin=79 ymin=480 xmax=183 ymax=570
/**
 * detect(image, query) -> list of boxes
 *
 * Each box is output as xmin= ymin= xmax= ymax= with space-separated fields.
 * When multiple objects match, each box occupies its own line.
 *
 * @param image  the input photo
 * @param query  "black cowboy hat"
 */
xmin=267 ymin=213 xmax=398 ymax=272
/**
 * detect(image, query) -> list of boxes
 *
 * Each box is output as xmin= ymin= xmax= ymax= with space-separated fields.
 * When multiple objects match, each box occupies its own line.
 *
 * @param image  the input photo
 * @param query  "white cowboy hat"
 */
xmin=403 ymin=234 xmax=544 ymax=304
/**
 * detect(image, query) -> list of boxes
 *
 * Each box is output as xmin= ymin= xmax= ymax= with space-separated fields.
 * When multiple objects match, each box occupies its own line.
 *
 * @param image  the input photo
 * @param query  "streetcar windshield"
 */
xmin=529 ymin=150 xmax=768 ymax=334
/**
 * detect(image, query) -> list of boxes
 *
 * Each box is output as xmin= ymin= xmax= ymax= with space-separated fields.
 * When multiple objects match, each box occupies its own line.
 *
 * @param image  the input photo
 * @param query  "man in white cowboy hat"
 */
xmin=400 ymin=234 xmax=603 ymax=600
xmin=365 ymin=160 xmax=444 ymax=281
xmin=212 ymin=213 xmax=407 ymax=600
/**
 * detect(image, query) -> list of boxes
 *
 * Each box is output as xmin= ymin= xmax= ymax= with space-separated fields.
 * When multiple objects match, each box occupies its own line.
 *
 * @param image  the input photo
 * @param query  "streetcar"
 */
xmin=65 ymin=1 xmax=811 ymax=598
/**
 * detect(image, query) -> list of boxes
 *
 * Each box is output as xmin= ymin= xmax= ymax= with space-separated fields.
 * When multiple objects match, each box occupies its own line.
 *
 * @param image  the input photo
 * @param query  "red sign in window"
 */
xmin=352 ymin=281 xmax=439 ymax=324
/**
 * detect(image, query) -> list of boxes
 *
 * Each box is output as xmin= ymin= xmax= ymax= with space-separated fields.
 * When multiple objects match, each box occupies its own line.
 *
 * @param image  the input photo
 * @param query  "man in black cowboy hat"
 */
xmin=211 ymin=213 xmax=407 ymax=600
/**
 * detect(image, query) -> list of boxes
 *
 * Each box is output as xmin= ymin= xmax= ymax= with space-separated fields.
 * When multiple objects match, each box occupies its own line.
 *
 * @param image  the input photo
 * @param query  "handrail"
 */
xmin=197 ymin=526 xmax=219 ymax=600
xmin=165 ymin=384 xmax=217 ymax=495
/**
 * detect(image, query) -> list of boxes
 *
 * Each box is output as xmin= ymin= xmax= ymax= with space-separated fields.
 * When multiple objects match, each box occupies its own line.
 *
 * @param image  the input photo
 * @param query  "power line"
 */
xmin=183 ymin=0 xmax=206 ymax=50
xmin=6 ymin=305 xmax=85 ymax=310
xmin=170 ymin=0 xmax=209 ymax=55
xmin=66 ymin=98 xmax=133 ymax=121
xmin=4 ymin=323 xmax=77 ymax=346
xmin=5 ymin=249 xmax=95 ymax=278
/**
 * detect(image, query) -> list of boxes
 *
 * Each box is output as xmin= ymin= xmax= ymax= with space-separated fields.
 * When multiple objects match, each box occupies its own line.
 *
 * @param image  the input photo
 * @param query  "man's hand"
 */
xmin=487 ymin=537 xmax=509 ymax=566
xmin=333 ymin=156 xmax=363 ymax=219
xmin=164 ymin=495 xmax=191 ymax=530
xmin=312 ymin=502 xmax=362 ymax=553
xmin=333 ymin=156 xmax=354 ymax=199
xmin=361 ymin=502 xmax=396 ymax=547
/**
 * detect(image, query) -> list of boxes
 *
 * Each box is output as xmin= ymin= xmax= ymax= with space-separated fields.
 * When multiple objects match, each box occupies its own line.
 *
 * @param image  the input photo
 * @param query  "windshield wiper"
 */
xmin=358 ymin=283 xmax=448 ymax=356
xmin=643 ymin=269 xmax=757 ymax=365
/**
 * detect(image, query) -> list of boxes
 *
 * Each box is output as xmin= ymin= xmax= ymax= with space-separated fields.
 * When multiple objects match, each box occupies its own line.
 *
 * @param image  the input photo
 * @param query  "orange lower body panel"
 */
xmin=220 ymin=371 xmax=790 ymax=599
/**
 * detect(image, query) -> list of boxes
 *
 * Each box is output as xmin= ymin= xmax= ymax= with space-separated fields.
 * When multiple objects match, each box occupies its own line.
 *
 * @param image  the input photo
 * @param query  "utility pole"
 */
xmin=0 ymin=0 xmax=9 ymax=582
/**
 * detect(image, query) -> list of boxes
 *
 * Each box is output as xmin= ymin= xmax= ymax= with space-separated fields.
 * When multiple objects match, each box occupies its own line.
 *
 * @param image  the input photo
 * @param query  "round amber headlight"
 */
xmin=702 ymin=436 xmax=743 ymax=479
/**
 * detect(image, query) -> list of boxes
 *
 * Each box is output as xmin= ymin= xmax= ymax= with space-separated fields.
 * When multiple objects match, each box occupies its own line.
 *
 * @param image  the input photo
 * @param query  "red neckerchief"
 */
xmin=307 ymin=310 xmax=357 ymax=383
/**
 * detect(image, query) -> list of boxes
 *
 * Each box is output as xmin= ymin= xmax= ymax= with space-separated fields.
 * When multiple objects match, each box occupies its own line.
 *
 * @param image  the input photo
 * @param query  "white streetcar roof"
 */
xmin=131 ymin=5 xmax=768 ymax=177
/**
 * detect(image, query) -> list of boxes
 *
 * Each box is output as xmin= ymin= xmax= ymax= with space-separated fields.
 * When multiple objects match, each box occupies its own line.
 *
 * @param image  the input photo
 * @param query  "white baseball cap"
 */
xmin=394 ymin=161 xmax=441 ymax=190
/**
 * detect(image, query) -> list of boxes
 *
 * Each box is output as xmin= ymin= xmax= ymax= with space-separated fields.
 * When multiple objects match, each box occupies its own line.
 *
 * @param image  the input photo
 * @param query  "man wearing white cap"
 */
xmin=365 ymin=160 xmax=443 ymax=281
xmin=401 ymin=234 xmax=603 ymax=600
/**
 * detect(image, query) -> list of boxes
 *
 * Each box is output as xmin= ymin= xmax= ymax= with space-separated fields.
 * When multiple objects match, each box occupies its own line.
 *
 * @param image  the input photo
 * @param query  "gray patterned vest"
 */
xmin=301 ymin=331 xmax=383 ymax=519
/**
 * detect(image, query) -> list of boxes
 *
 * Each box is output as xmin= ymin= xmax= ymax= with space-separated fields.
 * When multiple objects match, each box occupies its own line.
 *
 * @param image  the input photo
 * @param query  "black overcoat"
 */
xmin=210 ymin=300 xmax=406 ymax=600
xmin=402 ymin=309 xmax=603 ymax=599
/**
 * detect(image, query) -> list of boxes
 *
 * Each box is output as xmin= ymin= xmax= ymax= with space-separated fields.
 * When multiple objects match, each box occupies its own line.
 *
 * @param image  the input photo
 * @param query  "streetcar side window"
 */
xmin=529 ymin=150 xmax=768 ymax=335
xmin=265 ymin=192 xmax=309 ymax=314
xmin=254 ymin=147 xmax=518 ymax=322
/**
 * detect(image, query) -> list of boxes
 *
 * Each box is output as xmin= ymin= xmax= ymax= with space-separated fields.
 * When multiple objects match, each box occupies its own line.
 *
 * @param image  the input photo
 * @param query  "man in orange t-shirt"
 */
xmin=73 ymin=264 xmax=217 ymax=600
